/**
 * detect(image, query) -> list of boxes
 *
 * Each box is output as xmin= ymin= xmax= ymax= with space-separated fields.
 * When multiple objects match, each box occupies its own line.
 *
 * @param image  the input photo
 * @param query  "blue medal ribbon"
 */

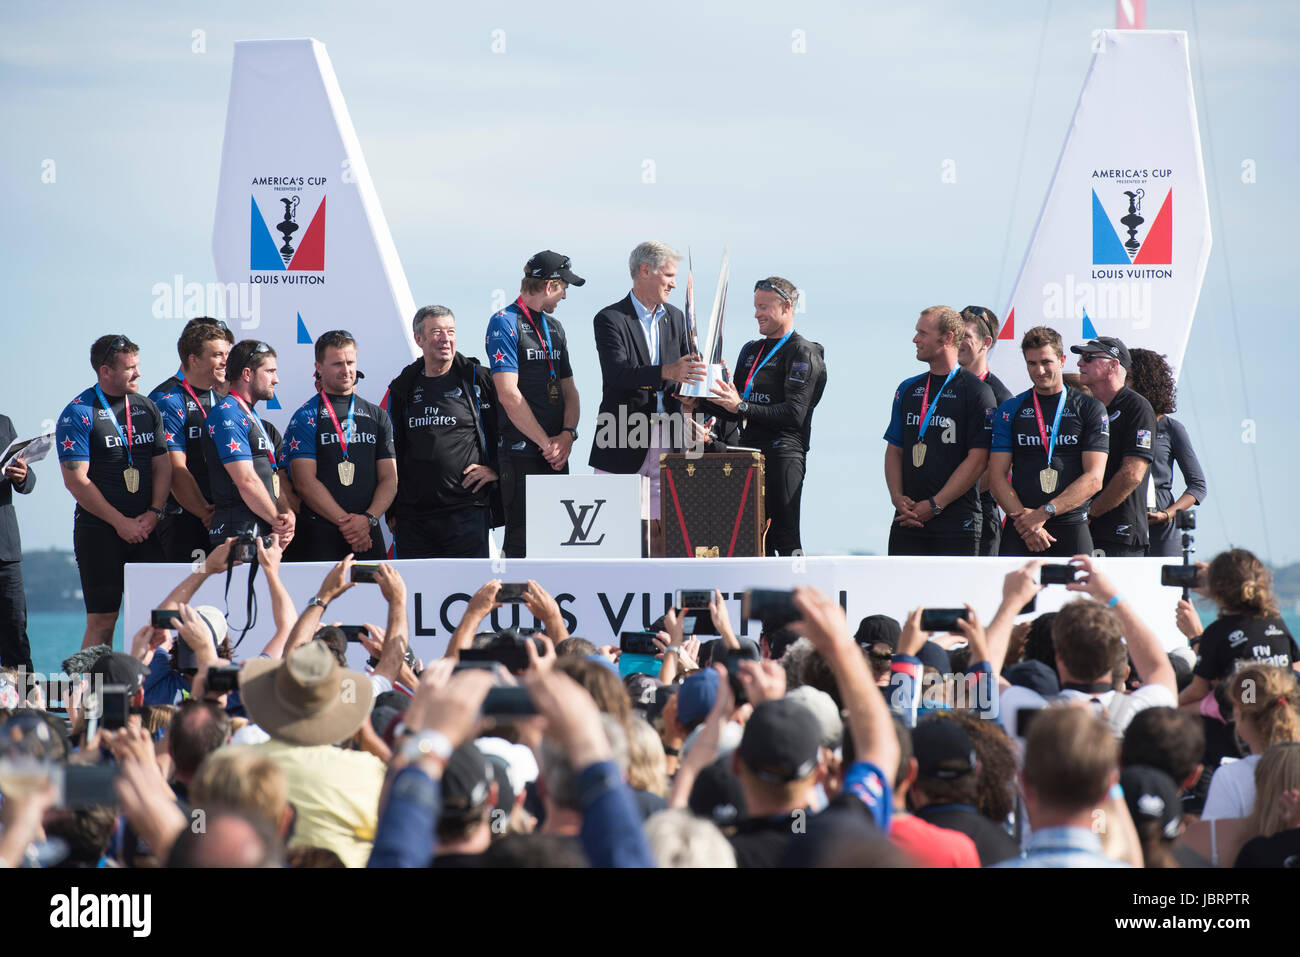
xmin=94 ymin=385 xmax=134 ymax=466
xmin=741 ymin=330 xmax=793 ymax=400
xmin=915 ymin=366 xmax=961 ymax=442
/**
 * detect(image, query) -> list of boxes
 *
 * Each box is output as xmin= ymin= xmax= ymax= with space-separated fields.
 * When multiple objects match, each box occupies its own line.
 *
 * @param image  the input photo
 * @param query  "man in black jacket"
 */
xmin=0 ymin=414 xmax=36 ymax=671
xmin=385 ymin=306 xmax=501 ymax=558
xmin=694 ymin=277 xmax=827 ymax=556
xmin=589 ymin=241 xmax=705 ymax=555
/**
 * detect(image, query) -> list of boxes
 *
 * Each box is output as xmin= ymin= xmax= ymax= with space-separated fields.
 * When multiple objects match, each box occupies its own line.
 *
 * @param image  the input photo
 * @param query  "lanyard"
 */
xmin=515 ymin=297 xmax=556 ymax=380
xmin=1031 ymin=386 xmax=1068 ymax=465
xmin=742 ymin=331 xmax=793 ymax=400
xmin=917 ymin=366 xmax=960 ymax=442
xmin=319 ymin=393 xmax=357 ymax=460
xmin=94 ymin=385 xmax=134 ymax=465
xmin=180 ymin=380 xmax=214 ymax=420
xmin=232 ymin=394 xmax=276 ymax=468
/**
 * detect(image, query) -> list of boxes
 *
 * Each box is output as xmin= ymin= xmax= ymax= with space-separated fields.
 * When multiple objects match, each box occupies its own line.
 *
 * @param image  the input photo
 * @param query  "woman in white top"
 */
xmin=1202 ymin=664 xmax=1300 ymax=820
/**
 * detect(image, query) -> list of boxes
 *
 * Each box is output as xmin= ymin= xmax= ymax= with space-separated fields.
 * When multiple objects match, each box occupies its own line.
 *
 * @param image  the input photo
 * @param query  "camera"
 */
xmin=496 ymin=583 xmax=531 ymax=603
xmin=482 ymin=686 xmax=537 ymax=718
xmin=351 ymin=564 xmax=380 ymax=584
xmin=205 ymin=664 xmax=241 ymax=694
xmin=1176 ymin=510 xmax=1196 ymax=530
xmin=234 ymin=534 xmax=275 ymax=564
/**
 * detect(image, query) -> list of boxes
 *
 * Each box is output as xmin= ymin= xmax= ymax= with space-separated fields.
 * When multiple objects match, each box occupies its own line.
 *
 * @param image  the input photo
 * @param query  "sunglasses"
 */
xmin=319 ymin=329 xmax=355 ymax=341
xmin=1078 ymin=353 xmax=1113 ymax=364
xmin=193 ymin=317 xmax=231 ymax=332
xmin=754 ymin=279 xmax=792 ymax=303
xmin=251 ymin=341 xmax=271 ymax=354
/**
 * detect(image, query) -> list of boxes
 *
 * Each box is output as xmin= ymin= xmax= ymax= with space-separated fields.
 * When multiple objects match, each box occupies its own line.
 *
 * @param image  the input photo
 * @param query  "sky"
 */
xmin=2 ymin=0 xmax=1298 ymax=565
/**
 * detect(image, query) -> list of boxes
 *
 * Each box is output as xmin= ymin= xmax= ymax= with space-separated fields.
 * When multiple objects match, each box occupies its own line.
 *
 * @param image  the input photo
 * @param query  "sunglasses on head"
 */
xmin=320 ymin=329 xmax=354 ymax=341
xmin=754 ymin=279 xmax=792 ymax=303
xmin=251 ymin=341 xmax=271 ymax=354
xmin=193 ymin=317 xmax=230 ymax=332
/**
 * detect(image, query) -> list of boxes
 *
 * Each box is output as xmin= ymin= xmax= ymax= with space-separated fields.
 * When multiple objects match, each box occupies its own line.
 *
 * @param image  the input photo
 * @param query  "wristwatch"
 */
xmin=737 ymin=400 xmax=750 ymax=414
xmin=400 ymin=729 xmax=453 ymax=766
xmin=928 ymin=497 xmax=942 ymax=516
xmin=363 ymin=512 xmax=379 ymax=528
xmin=1043 ymin=502 xmax=1057 ymax=518
xmin=562 ymin=427 xmax=578 ymax=441
xmin=306 ymin=595 xmax=328 ymax=612
xmin=148 ymin=506 xmax=165 ymax=520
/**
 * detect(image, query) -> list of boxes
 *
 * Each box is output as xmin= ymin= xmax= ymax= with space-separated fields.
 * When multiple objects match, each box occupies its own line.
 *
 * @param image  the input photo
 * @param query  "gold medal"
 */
xmin=912 ymin=442 xmax=926 ymax=467
xmin=338 ymin=460 xmax=355 ymax=487
xmin=272 ymin=472 xmax=281 ymax=500
xmin=123 ymin=466 xmax=140 ymax=494
xmin=547 ymin=379 xmax=561 ymax=405
xmin=1039 ymin=467 xmax=1059 ymax=494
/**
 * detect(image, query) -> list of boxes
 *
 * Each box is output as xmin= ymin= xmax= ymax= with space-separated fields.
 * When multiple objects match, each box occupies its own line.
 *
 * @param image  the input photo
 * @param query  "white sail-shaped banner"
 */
xmin=990 ymin=30 xmax=1211 ymax=389
xmin=211 ymin=38 xmax=417 ymax=421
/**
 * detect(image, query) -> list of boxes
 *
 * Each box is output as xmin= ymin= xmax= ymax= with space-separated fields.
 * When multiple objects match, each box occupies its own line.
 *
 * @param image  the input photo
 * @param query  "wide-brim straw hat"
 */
xmin=239 ymin=641 xmax=373 ymax=747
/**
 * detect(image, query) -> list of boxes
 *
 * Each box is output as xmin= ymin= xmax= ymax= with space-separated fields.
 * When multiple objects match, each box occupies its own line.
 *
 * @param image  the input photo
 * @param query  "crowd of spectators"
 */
xmin=1 ymin=543 xmax=1297 ymax=869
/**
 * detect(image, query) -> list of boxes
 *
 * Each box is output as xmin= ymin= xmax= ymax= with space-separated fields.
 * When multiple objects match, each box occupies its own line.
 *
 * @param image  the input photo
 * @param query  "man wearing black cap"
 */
xmin=433 ymin=743 xmax=498 ymax=867
xmin=856 ymin=614 xmax=901 ymax=686
xmin=589 ymin=241 xmax=706 ymax=556
xmin=1073 ymin=336 xmax=1157 ymax=557
xmin=284 ymin=330 xmax=396 ymax=561
xmin=908 ymin=717 xmax=1020 ymax=866
xmin=486 ymin=251 xmax=583 ymax=557
xmin=727 ymin=697 xmax=824 ymax=867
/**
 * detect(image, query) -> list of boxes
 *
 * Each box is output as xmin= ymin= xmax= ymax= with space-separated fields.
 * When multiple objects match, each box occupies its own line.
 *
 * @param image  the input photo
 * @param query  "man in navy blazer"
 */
xmin=589 ymin=241 xmax=706 ymax=555
xmin=0 ymin=413 xmax=36 ymax=671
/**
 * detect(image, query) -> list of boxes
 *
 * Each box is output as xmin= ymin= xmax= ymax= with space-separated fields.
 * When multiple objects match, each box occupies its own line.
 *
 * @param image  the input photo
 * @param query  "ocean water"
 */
xmin=24 ymin=609 xmax=1300 ymax=676
xmin=29 ymin=612 xmax=124 ymax=674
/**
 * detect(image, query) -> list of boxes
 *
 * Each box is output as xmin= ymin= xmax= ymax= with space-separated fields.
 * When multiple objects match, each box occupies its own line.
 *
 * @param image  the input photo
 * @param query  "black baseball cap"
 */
xmin=1070 ymin=336 xmax=1131 ymax=369
xmin=854 ymin=614 xmax=901 ymax=652
xmin=737 ymin=698 xmax=822 ymax=782
xmin=525 ymin=250 xmax=585 ymax=286
xmin=440 ymin=743 xmax=494 ymax=819
xmin=913 ymin=717 xmax=978 ymax=780
xmin=1120 ymin=765 xmax=1182 ymax=840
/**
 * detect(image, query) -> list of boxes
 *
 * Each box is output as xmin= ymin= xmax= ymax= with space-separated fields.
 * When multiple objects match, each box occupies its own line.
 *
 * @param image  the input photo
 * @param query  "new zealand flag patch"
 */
xmin=789 ymin=361 xmax=810 ymax=384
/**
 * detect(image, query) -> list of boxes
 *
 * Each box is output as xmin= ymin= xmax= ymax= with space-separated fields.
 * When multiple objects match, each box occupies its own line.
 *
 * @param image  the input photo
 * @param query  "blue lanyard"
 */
xmin=1032 ymin=386 xmax=1068 ymax=464
xmin=94 ymin=385 xmax=133 ymax=465
xmin=741 ymin=331 xmax=793 ymax=400
xmin=916 ymin=366 xmax=960 ymax=441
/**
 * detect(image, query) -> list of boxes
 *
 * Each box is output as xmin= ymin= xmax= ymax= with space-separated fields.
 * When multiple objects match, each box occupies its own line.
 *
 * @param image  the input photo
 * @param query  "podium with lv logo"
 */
xmin=660 ymin=452 xmax=766 ymax=558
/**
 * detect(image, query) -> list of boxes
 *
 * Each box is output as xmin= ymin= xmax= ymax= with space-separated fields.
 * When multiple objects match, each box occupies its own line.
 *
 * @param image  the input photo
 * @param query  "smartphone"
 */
xmin=1015 ymin=707 xmax=1040 ymax=738
xmin=351 ymin=564 xmax=380 ymax=584
xmin=496 ymin=583 xmax=530 ymax=603
xmin=920 ymin=608 xmax=969 ymax=633
xmin=205 ymin=664 xmax=241 ymax=694
xmin=150 ymin=609 xmax=181 ymax=629
xmin=620 ymin=631 xmax=661 ymax=656
xmin=97 ymin=683 xmax=131 ymax=731
xmin=675 ymin=589 xmax=714 ymax=611
xmin=460 ymin=646 xmax=531 ymax=673
xmin=1019 ymin=594 xmax=1038 ymax=616
xmin=482 ymin=686 xmax=537 ymax=718
xmin=63 ymin=765 xmax=119 ymax=809
xmin=1161 ymin=564 xmax=1202 ymax=588
xmin=339 ymin=625 xmax=368 ymax=643
xmin=1040 ymin=564 xmax=1077 ymax=585
xmin=741 ymin=589 xmax=799 ymax=628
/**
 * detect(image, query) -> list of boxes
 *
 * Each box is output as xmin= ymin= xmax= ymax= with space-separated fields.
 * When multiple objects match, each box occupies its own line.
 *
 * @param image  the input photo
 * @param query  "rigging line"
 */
xmin=1188 ymin=0 xmax=1274 ymax=561
xmin=993 ymin=0 xmax=1053 ymax=307
xmin=1171 ymin=364 xmax=1230 ymax=548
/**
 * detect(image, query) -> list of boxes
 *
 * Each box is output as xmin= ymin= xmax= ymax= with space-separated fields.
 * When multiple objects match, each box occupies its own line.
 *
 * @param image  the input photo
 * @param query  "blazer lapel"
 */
xmin=622 ymin=295 xmax=650 ymax=365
